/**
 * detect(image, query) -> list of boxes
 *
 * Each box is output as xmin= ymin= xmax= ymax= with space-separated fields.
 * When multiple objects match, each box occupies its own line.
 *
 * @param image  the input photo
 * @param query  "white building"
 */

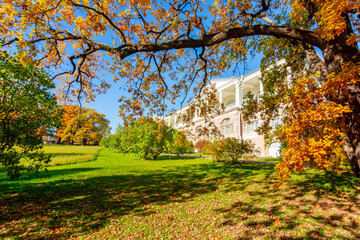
xmin=163 ymin=67 xmax=282 ymax=158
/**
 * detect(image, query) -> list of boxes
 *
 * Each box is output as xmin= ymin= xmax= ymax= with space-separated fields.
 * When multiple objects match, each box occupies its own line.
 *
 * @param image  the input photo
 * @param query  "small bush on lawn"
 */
xmin=203 ymin=139 xmax=225 ymax=161
xmin=204 ymin=137 xmax=256 ymax=163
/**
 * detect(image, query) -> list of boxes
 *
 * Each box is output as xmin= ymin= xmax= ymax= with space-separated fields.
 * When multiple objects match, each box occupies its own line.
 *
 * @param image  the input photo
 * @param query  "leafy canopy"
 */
xmin=1 ymin=0 xmax=360 ymax=180
xmin=104 ymin=118 xmax=192 ymax=160
xmin=0 ymin=51 xmax=60 ymax=179
xmin=56 ymin=104 xmax=111 ymax=145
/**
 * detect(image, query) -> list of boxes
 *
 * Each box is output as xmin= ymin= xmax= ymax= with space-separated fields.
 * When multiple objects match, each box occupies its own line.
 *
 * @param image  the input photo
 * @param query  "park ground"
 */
xmin=0 ymin=145 xmax=360 ymax=239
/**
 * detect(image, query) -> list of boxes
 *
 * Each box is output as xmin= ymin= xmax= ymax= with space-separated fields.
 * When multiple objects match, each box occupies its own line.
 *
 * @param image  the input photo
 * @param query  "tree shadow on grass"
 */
xmin=153 ymin=155 xmax=203 ymax=160
xmin=0 ymin=162 xmax=275 ymax=239
xmin=2 ymin=161 xmax=359 ymax=239
xmin=0 ymin=168 xmax=101 ymax=194
xmin=215 ymin=170 xmax=360 ymax=239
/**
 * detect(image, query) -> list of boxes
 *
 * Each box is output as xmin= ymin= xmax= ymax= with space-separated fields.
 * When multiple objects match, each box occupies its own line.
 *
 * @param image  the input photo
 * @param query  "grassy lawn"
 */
xmin=1 ymin=147 xmax=360 ymax=239
xmin=184 ymin=152 xmax=281 ymax=163
xmin=43 ymin=144 xmax=102 ymax=166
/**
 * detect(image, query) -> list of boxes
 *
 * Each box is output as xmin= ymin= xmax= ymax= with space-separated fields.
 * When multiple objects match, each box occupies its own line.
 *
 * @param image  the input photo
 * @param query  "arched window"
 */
xmin=221 ymin=118 xmax=233 ymax=135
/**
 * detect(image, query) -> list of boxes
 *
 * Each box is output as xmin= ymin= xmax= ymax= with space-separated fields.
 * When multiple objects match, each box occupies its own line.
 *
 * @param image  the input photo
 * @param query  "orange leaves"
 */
xmin=276 ymin=62 xmax=359 ymax=181
xmin=57 ymin=104 xmax=110 ymax=144
xmin=292 ymin=0 xmax=359 ymax=41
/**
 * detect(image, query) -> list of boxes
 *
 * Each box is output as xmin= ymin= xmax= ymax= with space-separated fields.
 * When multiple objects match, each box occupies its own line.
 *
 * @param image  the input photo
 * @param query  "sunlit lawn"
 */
xmin=1 ymin=147 xmax=359 ymax=239
xmin=185 ymin=152 xmax=281 ymax=163
xmin=43 ymin=144 xmax=102 ymax=166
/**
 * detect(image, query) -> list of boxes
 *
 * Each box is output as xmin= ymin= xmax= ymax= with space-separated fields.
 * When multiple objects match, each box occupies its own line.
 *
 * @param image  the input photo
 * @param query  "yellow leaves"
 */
xmin=292 ymin=0 xmax=359 ymax=41
xmin=57 ymin=104 xmax=110 ymax=144
xmin=277 ymin=62 xmax=358 ymax=181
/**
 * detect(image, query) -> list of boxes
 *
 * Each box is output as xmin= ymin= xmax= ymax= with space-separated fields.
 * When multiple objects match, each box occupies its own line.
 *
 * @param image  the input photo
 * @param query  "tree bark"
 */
xmin=322 ymin=42 xmax=360 ymax=176
xmin=346 ymin=83 xmax=360 ymax=176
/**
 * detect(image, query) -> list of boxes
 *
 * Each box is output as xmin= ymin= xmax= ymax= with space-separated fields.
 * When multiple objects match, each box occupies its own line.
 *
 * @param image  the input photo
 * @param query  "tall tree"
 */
xmin=0 ymin=51 xmax=60 ymax=179
xmin=1 ymin=0 xmax=359 ymax=178
xmin=57 ymin=105 xmax=111 ymax=145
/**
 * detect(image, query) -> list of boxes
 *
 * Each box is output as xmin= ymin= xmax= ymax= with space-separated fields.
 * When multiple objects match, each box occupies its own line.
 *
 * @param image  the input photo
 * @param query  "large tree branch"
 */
xmin=116 ymin=25 xmax=323 ymax=59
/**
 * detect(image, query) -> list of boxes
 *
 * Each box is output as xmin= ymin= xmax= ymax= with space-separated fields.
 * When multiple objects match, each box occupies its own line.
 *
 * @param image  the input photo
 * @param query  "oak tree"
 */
xmin=1 ymin=0 xmax=359 ymax=178
xmin=57 ymin=105 xmax=111 ymax=145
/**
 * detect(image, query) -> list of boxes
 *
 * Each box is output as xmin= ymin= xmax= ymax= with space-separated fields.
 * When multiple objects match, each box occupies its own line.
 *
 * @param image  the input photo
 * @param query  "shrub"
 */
xmin=99 ymin=134 xmax=112 ymax=148
xmin=203 ymin=140 xmax=225 ymax=161
xmin=204 ymin=138 xmax=256 ymax=163
xmin=222 ymin=138 xmax=256 ymax=163
xmin=103 ymin=118 xmax=193 ymax=159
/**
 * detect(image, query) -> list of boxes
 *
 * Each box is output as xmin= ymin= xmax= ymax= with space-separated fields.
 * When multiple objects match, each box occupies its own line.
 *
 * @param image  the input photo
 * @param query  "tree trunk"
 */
xmin=322 ymin=42 xmax=360 ymax=176
xmin=346 ymin=84 xmax=360 ymax=176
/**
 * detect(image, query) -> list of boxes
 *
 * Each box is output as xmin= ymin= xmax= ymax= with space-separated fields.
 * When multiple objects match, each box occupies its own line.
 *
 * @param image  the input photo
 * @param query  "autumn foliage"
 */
xmin=56 ymin=104 xmax=110 ymax=145
xmin=1 ymin=0 xmax=359 ymax=179
xmin=276 ymin=73 xmax=353 ymax=180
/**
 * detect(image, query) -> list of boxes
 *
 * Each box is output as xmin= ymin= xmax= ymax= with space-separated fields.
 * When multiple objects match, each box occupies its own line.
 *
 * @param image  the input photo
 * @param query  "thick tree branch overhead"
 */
xmin=115 ymin=25 xmax=324 ymax=59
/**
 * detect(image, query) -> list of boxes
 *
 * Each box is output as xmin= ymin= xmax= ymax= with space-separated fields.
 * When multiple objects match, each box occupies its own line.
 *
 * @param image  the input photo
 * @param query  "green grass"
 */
xmin=252 ymin=157 xmax=282 ymax=163
xmin=185 ymin=152 xmax=212 ymax=158
xmin=183 ymin=152 xmax=281 ymax=163
xmin=43 ymin=144 xmax=102 ymax=166
xmin=1 ymin=148 xmax=360 ymax=239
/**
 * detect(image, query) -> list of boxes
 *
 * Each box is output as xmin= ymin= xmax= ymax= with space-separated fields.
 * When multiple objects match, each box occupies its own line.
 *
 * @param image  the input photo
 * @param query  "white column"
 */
xmin=219 ymin=90 xmax=223 ymax=104
xmin=259 ymin=78 xmax=264 ymax=94
xmin=236 ymin=81 xmax=243 ymax=107
xmin=168 ymin=116 xmax=171 ymax=126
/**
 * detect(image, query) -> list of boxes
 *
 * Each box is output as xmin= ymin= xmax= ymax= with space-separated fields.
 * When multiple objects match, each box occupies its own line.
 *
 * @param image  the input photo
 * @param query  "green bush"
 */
xmin=204 ymin=138 xmax=256 ymax=163
xmin=104 ymin=118 xmax=192 ymax=160
xmin=203 ymin=140 xmax=225 ymax=161
xmin=99 ymin=134 xmax=112 ymax=148
xmin=223 ymin=138 xmax=256 ymax=163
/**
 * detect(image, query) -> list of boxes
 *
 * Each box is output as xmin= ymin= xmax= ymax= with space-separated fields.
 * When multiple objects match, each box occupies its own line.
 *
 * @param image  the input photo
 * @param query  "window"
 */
xmin=225 ymin=98 xmax=235 ymax=107
xmin=247 ymin=121 xmax=258 ymax=132
xmin=221 ymin=118 xmax=233 ymax=135
xmin=225 ymin=125 xmax=233 ymax=134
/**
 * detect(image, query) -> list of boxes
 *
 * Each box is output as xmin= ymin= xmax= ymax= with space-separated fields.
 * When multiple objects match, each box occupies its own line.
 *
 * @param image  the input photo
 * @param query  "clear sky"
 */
xmin=82 ymin=56 xmax=262 ymax=134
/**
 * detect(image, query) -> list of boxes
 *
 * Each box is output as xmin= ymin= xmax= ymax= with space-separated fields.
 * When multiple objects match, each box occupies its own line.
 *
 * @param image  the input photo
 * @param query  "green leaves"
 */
xmin=0 ymin=51 xmax=60 ymax=179
xmin=104 ymin=118 xmax=191 ymax=160
xmin=204 ymin=137 xmax=256 ymax=163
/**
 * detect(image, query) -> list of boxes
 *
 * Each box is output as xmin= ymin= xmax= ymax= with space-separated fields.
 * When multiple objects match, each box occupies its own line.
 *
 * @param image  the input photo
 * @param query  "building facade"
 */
xmin=163 ymin=68 xmax=281 ymax=158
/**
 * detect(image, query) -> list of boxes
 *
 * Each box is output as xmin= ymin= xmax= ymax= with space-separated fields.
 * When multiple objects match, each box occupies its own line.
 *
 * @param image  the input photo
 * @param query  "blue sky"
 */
xmin=82 ymin=56 xmax=262 ymax=134
xmin=5 ymin=1 xmax=265 ymax=135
